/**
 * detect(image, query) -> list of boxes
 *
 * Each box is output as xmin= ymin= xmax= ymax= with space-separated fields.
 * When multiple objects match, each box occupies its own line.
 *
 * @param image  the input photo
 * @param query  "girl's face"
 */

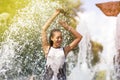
xmin=51 ymin=31 xmax=62 ymax=48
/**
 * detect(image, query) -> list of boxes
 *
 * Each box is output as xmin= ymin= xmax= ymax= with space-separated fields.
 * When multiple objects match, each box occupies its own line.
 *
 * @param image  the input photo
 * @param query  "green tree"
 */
xmin=0 ymin=0 xmax=30 ymax=43
xmin=90 ymin=40 xmax=103 ymax=66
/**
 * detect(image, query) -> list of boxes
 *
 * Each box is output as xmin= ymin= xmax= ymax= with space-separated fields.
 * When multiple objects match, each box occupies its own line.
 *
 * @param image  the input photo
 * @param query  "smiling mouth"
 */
xmin=57 ymin=42 xmax=61 ymax=44
xmin=56 ymin=42 xmax=62 ymax=45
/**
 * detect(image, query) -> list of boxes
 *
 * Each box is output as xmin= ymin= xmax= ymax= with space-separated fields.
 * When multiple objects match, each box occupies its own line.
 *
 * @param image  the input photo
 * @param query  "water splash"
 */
xmin=0 ymin=0 xmax=78 ymax=80
xmin=68 ymin=12 xmax=117 ymax=80
xmin=114 ymin=14 xmax=120 ymax=80
xmin=67 ymin=14 xmax=93 ymax=80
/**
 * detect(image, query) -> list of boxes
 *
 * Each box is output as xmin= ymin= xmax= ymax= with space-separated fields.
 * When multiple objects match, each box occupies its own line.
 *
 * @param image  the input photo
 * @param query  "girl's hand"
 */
xmin=59 ymin=20 xmax=70 ymax=30
xmin=56 ymin=9 xmax=64 ymax=14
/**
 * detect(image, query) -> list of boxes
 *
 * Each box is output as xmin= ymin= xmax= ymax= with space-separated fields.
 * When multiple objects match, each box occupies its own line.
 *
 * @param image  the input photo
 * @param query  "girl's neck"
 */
xmin=52 ymin=45 xmax=61 ymax=48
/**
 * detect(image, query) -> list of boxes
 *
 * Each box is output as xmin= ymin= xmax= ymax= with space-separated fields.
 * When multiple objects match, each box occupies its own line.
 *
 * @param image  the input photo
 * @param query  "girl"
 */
xmin=41 ymin=9 xmax=82 ymax=80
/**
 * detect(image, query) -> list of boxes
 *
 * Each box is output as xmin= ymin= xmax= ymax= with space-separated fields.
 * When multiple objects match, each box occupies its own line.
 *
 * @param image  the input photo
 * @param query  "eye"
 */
xmin=57 ymin=36 xmax=62 ymax=40
xmin=59 ymin=36 xmax=62 ymax=39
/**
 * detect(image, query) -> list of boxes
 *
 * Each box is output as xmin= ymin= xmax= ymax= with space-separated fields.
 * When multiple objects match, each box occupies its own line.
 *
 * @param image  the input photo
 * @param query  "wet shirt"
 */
xmin=43 ymin=47 xmax=66 ymax=80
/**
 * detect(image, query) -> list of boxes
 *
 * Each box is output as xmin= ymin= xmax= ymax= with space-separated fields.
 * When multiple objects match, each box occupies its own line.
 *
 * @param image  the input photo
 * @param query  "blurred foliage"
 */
xmin=90 ymin=40 xmax=103 ymax=66
xmin=0 ymin=0 xmax=30 ymax=16
xmin=58 ymin=0 xmax=81 ymax=28
xmin=93 ymin=70 xmax=106 ymax=80
xmin=0 ymin=0 xmax=30 ymax=43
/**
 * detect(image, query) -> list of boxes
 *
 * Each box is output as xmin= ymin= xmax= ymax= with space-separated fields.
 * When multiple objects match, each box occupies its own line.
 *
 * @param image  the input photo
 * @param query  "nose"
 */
xmin=58 ymin=38 xmax=62 ymax=42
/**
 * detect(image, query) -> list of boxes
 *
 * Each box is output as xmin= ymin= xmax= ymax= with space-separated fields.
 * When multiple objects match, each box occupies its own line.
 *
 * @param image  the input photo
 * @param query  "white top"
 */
xmin=46 ymin=47 xmax=65 ymax=80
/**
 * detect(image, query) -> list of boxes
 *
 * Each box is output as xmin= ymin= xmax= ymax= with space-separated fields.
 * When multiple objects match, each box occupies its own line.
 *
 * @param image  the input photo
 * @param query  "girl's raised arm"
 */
xmin=41 ymin=9 xmax=61 ymax=57
xmin=59 ymin=21 xmax=82 ymax=56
